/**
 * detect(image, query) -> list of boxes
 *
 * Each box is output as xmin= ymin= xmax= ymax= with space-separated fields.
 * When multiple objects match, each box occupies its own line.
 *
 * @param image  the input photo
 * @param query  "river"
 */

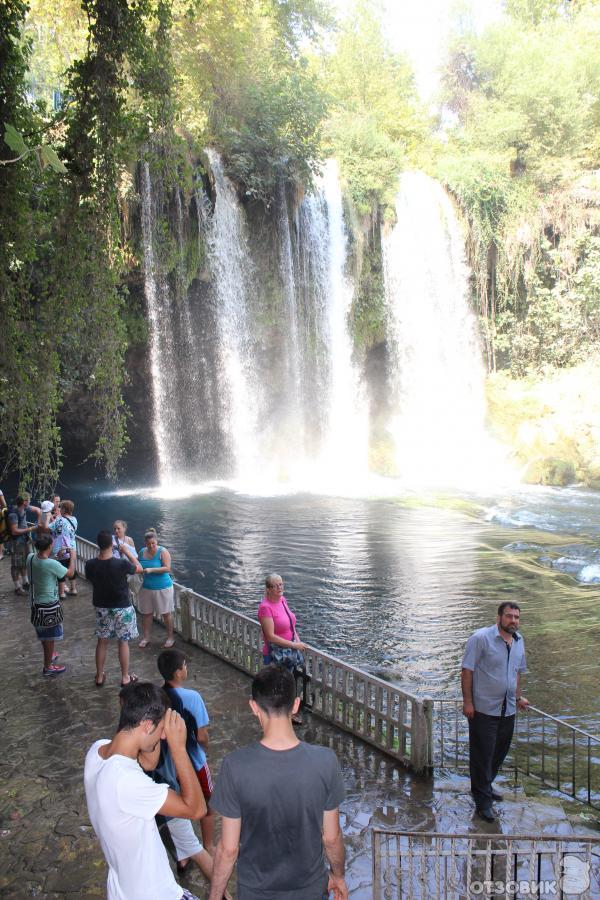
xmin=49 ymin=475 xmax=600 ymax=731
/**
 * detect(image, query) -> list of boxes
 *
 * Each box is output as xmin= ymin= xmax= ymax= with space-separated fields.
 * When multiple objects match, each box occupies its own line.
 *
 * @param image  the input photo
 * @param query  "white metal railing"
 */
xmin=372 ymin=831 xmax=600 ymax=899
xmin=432 ymin=698 xmax=600 ymax=809
xmin=75 ymin=536 xmax=433 ymax=773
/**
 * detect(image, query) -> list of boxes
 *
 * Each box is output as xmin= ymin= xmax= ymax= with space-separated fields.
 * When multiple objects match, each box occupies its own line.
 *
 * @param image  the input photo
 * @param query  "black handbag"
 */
xmin=268 ymin=598 xmax=305 ymax=670
xmin=29 ymin=557 xmax=64 ymax=628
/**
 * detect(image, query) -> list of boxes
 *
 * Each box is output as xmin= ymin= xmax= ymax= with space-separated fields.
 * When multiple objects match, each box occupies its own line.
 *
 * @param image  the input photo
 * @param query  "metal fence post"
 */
xmin=372 ymin=830 xmax=382 ymax=900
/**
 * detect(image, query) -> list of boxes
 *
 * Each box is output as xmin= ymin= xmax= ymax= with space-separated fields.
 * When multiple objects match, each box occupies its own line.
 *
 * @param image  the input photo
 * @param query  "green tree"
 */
xmin=323 ymin=0 xmax=427 ymax=216
xmin=436 ymin=0 xmax=600 ymax=374
xmin=173 ymin=0 xmax=328 ymax=201
xmin=0 ymin=0 xmax=64 ymax=491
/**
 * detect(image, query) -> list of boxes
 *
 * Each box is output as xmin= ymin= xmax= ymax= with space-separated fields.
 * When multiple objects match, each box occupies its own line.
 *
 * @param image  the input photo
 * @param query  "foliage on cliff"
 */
xmin=436 ymin=0 xmax=600 ymax=375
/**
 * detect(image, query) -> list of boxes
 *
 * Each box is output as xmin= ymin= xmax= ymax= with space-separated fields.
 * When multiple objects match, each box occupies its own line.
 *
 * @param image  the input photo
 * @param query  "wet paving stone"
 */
xmin=1 ymin=557 xmax=596 ymax=898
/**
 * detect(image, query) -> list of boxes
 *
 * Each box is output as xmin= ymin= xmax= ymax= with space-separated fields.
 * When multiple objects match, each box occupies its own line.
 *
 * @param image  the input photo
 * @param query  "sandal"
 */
xmin=162 ymin=639 xmax=175 ymax=649
xmin=120 ymin=673 xmax=139 ymax=688
xmin=95 ymin=673 xmax=106 ymax=688
xmin=138 ymin=639 xmax=150 ymax=649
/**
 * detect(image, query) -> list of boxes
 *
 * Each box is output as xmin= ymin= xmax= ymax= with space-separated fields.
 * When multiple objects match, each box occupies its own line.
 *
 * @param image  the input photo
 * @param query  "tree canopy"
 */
xmin=436 ymin=0 xmax=600 ymax=372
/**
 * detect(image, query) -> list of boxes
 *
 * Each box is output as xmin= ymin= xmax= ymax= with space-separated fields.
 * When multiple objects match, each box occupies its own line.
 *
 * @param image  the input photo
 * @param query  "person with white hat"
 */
xmin=40 ymin=500 xmax=54 ymax=528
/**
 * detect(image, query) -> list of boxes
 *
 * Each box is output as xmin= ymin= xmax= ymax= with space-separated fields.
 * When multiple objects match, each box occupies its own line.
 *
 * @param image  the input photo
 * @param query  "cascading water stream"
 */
xmin=205 ymin=148 xmax=262 ymax=482
xmin=382 ymin=170 xmax=509 ymax=487
xmin=141 ymin=162 xmax=217 ymax=484
xmin=318 ymin=160 xmax=369 ymax=480
xmin=140 ymin=162 xmax=182 ymax=482
xmin=143 ymin=149 xmax=370 ymax=492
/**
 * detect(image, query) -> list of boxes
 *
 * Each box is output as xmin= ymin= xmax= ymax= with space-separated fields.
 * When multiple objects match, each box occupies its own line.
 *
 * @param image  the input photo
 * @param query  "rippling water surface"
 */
xmin=59 ymin=478 xmax=600 ymax=730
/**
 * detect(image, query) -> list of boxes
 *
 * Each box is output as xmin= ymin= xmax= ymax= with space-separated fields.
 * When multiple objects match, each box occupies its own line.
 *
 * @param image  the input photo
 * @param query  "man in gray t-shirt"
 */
xmin=208 ymin=667 xmax=348 ymax=900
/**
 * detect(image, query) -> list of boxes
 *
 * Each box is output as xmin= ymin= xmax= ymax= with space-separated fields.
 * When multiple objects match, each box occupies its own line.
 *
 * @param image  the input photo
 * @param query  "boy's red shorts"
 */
xmin=196 ymin=762 xmax=213 ymax=801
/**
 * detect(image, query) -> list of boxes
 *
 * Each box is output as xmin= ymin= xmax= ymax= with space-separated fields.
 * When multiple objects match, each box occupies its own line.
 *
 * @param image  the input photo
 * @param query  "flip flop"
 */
xmin=120 ymin=673 xmax=139 ymax=688
xmin=162 ymin=639 xmax=175 ymax=649
xmin=138 ymin=639 xmax=150 ymax=649
xmin=95 ymin=673 xmax=106 ymax=688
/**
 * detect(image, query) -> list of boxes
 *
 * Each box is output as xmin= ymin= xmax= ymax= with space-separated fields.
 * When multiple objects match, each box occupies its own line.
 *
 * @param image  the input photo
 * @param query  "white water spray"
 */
xmin=383 ymin=171 xmax=511 ymax=488
xmin=206 ymin=148 xmax=261 ymax=481
xmin=140 ymin=162 xmax=180 ymax=481
xmin=318 ymin=160 xmax=369 ymax=480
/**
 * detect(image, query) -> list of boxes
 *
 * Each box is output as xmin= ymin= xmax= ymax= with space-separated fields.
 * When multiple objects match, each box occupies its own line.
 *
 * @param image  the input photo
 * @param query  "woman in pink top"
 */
xmin=258 ymin=573 xmax=307 ymax=723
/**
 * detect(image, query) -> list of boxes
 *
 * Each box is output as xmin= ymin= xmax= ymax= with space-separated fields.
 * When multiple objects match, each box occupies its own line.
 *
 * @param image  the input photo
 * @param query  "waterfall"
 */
xmin=205 ymin=148 xmax=262 ymax=481
xmin=140 ymin=162 xmax=183 ymax=481
xmin=142 ymin=148 xmax=370 ymax=492
xmin=318 ymin=160 xmax=369 ymax=479
xmin=140 ymin=162 xmax=221 ymax=484
xmin=382 ymin=170 xmax=503 ymax=487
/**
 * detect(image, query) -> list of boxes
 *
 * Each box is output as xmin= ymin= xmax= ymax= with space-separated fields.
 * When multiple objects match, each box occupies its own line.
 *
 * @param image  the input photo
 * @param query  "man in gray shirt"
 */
xmin=208 ymin=666 xmax=348 ymax=900
xmin=462 ymin=602 xmax=529 ymax=823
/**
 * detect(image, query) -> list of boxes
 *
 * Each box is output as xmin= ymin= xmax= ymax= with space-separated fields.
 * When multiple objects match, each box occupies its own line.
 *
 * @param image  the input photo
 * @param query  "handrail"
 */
xmin=75 ymin=535 xmax=433 ymax=773
xmin=524 ymin=705 xmax=600 ymax=742
xmin=431 ymin=696 xmax=600 ymax=809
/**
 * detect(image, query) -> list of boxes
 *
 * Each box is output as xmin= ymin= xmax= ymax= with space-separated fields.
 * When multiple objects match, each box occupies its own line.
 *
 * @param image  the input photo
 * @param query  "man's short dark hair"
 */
xmin=117 ymin=682 xmax=169 ymax=731
xmin=97 ymin=529 xmax=113 ymax=550
xmin=157 ymin=648 xmax=187 ymax=683
xmin=252 ymin=665 xmax=296 ymax=716
xmin=34 ymin=533 xmax=52 ymax=552
xmin=498 ymin=601 xmax=520 ymax=616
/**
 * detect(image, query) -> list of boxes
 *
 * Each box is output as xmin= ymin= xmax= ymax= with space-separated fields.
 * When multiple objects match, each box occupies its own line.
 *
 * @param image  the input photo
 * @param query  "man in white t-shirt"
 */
xmin=84 ymin=682 xmax=206 ymax=900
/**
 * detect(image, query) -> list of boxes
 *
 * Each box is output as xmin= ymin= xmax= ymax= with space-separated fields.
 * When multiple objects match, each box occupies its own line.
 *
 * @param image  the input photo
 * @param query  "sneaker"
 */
xmin=43 ymin=664 xmax=66 ymax=676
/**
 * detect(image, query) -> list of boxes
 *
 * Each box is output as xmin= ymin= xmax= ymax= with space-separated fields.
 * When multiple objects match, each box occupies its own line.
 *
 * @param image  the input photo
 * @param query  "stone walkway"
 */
xmin=0 ymin=558 xmax=597 ymax=898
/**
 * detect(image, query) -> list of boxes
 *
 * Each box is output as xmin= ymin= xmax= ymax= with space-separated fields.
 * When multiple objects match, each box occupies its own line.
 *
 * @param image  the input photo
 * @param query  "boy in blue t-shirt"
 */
xmin=157 ymin=649 xmax=216 ymax=857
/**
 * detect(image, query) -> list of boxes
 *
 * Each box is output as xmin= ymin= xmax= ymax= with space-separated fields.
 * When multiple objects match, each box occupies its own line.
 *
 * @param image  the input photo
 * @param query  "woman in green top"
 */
xmin=27 ymin=532 xmax=74 ymax=676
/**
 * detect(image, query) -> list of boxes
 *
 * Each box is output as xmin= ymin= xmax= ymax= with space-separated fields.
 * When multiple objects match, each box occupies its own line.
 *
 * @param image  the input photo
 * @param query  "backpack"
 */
xmin=0 ymin=507 xmax=13 ymax=544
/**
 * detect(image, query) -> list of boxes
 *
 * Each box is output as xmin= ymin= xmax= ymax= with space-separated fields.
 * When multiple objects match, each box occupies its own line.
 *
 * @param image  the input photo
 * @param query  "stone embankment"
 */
xmin=0 ymin=559 xmax=596 ymax=898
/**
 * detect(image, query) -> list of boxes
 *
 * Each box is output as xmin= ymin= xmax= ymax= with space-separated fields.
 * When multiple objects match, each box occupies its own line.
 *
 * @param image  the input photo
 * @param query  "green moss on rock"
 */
xmin=523 ymin=457 xmax=576 ymax=486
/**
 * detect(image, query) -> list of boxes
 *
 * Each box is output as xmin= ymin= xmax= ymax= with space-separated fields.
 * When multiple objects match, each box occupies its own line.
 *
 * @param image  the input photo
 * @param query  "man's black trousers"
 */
xmin=468 ymin=711 xmax=515 ymax=810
